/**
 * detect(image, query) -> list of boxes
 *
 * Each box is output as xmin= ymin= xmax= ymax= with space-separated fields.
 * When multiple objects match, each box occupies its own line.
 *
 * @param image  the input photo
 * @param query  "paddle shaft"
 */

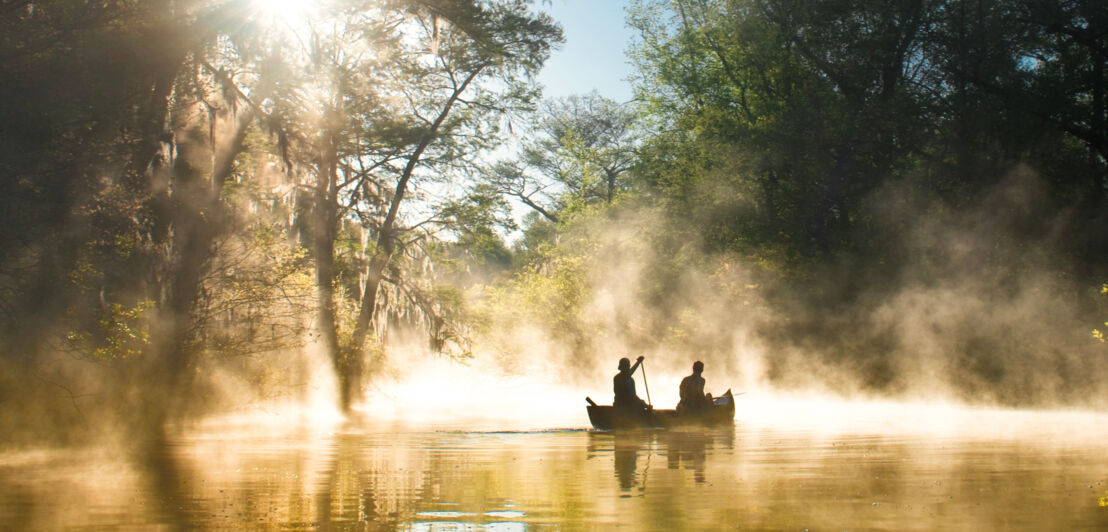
xmin=640 ymin=359 xmax=652 ymax=407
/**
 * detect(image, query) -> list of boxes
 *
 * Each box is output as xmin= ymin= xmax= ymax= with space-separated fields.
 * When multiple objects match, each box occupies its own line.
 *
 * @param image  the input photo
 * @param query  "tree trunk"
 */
xmin=143 ymin=104 xmax=255 ymax=430
xmin=1092 ymin=52 xmax=1105 ymax=203
xmin=606 ymin=168 xmax=616 ymax=204
xmin=807 ymin=142 xmax=854 ymax=257
xmin=762 ymin=169 xmax=780 ymax=233
xmin=310 ymin=131 xmax=359 ymax=410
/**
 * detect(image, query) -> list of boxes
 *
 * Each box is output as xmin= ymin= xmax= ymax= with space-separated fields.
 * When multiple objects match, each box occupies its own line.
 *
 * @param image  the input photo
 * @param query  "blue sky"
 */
xmin=535 ymin=0 xmax=637 ymax=102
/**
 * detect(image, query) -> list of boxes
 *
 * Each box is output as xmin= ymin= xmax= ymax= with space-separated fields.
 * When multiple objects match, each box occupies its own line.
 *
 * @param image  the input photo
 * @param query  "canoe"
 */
xmin=586 ymin=389 xmax=735 ymax=430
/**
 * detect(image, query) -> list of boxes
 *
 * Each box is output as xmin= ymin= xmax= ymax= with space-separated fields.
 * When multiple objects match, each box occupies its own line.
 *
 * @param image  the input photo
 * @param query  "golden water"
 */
xmin=2 ymin=399 xmax=1108 ymax=530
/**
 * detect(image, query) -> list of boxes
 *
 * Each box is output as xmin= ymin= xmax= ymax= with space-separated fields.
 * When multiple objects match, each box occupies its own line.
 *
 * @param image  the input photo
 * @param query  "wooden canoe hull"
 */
xmin=587 ymin=389 xmax=735 ymax=430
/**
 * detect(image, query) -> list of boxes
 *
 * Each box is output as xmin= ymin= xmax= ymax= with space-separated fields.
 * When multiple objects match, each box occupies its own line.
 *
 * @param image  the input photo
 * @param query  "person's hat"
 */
xmin=618 ymin=357 xmax=631 ymax=370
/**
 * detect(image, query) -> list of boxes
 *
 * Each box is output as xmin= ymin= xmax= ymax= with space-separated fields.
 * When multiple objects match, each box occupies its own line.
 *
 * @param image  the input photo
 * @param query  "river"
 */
xmin=2 ymin=397 xmax=1107 ymax=530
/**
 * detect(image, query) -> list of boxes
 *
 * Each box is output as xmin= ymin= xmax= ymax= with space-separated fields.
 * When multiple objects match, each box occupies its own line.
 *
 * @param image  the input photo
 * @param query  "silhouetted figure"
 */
xmin=613 ymin=355 xmax=648 ymax=411
xmin=677 ymin=361 xmax=712 ymax=414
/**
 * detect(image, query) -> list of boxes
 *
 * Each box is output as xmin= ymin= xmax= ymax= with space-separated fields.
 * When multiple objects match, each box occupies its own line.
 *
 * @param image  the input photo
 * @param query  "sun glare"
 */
xmin=253 ymin=0 xmax=317 ymax=31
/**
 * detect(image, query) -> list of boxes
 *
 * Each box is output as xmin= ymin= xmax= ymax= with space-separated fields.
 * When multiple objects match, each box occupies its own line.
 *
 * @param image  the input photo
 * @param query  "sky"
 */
xmin=534 ymin=0 xmax=637 ymax=102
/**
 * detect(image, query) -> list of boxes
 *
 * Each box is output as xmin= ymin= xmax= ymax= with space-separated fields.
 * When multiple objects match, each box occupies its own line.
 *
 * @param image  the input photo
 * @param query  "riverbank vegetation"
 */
xmin=2 ymin=0 xmax=1106 ymax=446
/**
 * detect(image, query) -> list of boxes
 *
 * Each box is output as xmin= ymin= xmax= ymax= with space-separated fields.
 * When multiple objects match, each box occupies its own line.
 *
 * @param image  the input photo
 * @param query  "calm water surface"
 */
xmin=3 ymin=400 xmax=1108 ymax=530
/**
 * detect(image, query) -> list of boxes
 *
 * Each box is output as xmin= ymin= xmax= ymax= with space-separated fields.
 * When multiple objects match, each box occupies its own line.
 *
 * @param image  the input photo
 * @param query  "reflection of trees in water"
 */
xmin=14 ymin=426 xmax=743 ymax=527
xmin=16 ymin=425 xmax=1108 ymax=529
xmin=314 ymin=441 xmax=337 ymax=528
xmin=132 ymin=427 xmax=393 ymax=529
xmin=315 ymin=434 xmax=384 ymax=528
xmin=138 ymin=430 xmax=197 ymax=530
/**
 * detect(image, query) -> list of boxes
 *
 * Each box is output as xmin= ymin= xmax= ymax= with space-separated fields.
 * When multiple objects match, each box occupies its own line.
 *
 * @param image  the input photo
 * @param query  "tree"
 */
xmin=629 ymin=0 xmax=944 ymax=258
xmin=261 ymin=0 xmax=561 ymax=410
xmin=347 ymin=1 xmax=560 ymax=409
xmin=0 ymin=0 xmax=297 ymax=425
xmin=1 ymin=0 xmax=325 ymax=444
xmin=488 ymin=92 xmax=640 ymax=225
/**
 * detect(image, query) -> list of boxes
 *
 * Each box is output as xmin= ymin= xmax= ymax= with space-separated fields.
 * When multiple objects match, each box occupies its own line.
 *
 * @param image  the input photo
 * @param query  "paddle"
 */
xmin=639 ymin=356 xmax=652 ymax=407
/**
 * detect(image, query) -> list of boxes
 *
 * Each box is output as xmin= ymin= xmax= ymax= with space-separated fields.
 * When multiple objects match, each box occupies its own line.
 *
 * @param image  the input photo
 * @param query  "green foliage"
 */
xmin=627 ymin=0 xmax=1107 ymax=263
xmin=513 ymin=250 xmax=590 ymax=329
xmin=438 ymin=184 xmax=518 ymax=273
xmin=473 ymin=0 xmax=1108 ymax=404
xmin=65 ymin=301 xmax=154 ymax=361
xmin=194 ymin=221 xmax=315 ymax=358
xmin=0 ymin=0 xmax=568 ymax=434
xmin=484 ymin=92 xmax=639 ymax=225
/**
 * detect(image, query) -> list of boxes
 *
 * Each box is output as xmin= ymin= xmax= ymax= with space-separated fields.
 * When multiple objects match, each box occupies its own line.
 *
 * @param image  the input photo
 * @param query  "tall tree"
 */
xmin=346 ymin=1 xmax=560 ymax=409
xmin=265 ymin=0 xmax=561 ymax=410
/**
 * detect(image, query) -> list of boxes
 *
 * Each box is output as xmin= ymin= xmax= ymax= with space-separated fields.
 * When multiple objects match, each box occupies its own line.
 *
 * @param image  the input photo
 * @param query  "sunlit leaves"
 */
xmin=65 ymin=301 xmax=154 ymax=361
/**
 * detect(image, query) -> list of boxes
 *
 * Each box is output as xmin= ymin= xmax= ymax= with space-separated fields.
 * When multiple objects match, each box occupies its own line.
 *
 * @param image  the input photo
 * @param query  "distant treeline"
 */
xmin=486 ymin=0 xmax=1108 ymax=405
xmin=627 ymin=0 xmax=1108 ymax=404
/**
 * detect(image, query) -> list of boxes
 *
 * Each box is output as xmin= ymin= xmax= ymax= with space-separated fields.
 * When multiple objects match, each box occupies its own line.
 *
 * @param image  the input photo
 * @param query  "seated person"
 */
xmin=613 ymin=355 xmax=648 ymax=410
xmin=677 ymin=361 xmax=713 ymax=414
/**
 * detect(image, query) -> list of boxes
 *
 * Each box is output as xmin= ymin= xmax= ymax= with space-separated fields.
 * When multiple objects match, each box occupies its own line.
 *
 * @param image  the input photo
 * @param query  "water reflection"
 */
xmin=663 ymin=428 xmax=733 ymax=484
xmin=3 ymin=406 xmax=1108 ymax=530
xmin=588 ymin=427 xmax=735 ymax=493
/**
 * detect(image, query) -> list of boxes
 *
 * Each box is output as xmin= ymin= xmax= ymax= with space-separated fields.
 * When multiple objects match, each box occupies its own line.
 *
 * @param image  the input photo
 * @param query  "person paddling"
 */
xmin=613 ymin=355 xmax=648 ymax=411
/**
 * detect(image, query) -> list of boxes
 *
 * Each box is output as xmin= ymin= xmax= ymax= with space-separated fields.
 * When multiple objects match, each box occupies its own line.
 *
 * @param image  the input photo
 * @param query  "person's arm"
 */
xmin=630 ymin=355 xmax=644 ymax=374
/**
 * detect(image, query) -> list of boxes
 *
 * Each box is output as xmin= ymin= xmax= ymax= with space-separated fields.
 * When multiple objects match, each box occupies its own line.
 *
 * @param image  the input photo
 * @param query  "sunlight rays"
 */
xmin=252 ymin=0 xmax=319 ymax=36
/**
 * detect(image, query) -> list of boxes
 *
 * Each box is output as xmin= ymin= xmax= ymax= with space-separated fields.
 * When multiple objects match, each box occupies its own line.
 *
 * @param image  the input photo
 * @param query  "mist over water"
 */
xmin=313 ymin=168 xmax=1108 ymax=444
xmin=5 ymin=390 xmax=1108 ymax=530
xmin=6 ymin=268 xmax=1108 ymax=530
xmin=458 ymin=167 xmax=1108 ymax=416
xmin=358 ymin=352 xmax=588 ymax=429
